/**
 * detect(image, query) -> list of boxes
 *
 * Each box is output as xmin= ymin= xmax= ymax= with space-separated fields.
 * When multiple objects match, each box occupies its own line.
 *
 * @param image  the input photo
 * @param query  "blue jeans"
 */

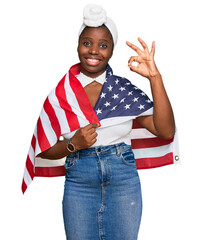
xmin=62 ymin=143 xmax=142 ymax=240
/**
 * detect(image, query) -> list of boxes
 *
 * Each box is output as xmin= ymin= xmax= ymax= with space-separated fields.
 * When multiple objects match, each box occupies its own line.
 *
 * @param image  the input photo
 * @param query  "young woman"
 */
xmin=23 ymin=4 xmax=175 ymax=240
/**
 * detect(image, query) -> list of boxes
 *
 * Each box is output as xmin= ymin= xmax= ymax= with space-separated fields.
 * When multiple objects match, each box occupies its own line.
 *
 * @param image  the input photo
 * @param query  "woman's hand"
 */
xmin=126 ymin=38 xmax=160 ymax=79
xmin=71 ymin=123 xmax=99 ymax=150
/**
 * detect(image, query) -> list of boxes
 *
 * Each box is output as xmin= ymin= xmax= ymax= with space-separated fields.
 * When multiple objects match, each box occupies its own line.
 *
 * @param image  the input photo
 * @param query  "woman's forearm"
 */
xmin=37 ymin=139 xmax=70 ymax=160
xmin=149 ymin=73 xmax=175 ymax=139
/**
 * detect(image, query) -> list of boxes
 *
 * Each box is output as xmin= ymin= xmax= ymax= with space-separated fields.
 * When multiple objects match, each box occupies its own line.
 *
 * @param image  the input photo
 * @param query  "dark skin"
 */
xmin=39 ymin=27 xmax=175 ymax=159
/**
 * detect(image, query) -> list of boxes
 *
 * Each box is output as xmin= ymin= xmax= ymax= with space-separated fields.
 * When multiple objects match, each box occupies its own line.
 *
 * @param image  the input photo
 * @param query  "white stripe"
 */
xmin=133 ymin=144 xmax=172 ymax=159
xmin=34 ymin=129 xmax=41 ymax=157
xmin=130 ymin=128 xmax=156 ymax=139
xmin=48 ymin=88 xmax=70 ymax=134
xmin=23 ymin=167 xmax=32 ymax=188
xmin=35 ymin=157 xmax=65 ymax=167
xmin=64 ymin=74 xmax=89 ymax=127
xmin=172 ymin=129 xmax=180 ymax=165
xmin=138 ymin=107 xmax=153 ymax=116
xmin=100 ymin=116 xmax=135 ymax=128
xmin=40 ymin=108 xmax=57 ymax=146
xmin=28 ymin=144 xmax=35 ymax=164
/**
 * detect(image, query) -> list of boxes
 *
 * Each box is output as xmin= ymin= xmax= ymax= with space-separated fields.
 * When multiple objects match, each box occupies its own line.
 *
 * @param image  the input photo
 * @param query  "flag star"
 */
xmin=108 ymin=85 xmax=113 ymax=91
xmin=146 ymin=99 xmax=152 ymax=103
xmin=109 ymin=71 xmax=112 ymax=76
xmin=104 ymin=101 xmax=111 ymax=107
xmin=111 ymin=105 xmax=117 ymax=111
xmin=133 ymin=86 xmax=139 ymax=90
xmin=138 ymin=104 xmax=145 ymax=110
xmin=101 ymin=92 xmax=106 ymax=98
xmin=124 ymin=104 xmax=131 ymax=110
xmin=119 ymin=87 xmax=126 ymax=91
xmin=115 ymin=79 xmax=119 ymax=85
xmin=125 ymin=82 xmax=131 ymax=86
xmin=140 ymin=92 xmax=146 ymax=96
xmin=120 ymin=98 xmax=126 ymax=103
xmin=96 ymin=108 xmax=102 ymax=115
xmin=128 ymin=91 xmax=133 ymax=96
xmin=112 ymin=93 xmax=119 ymax=99
xmin=133 ymin=97 xmax=139 ymax=102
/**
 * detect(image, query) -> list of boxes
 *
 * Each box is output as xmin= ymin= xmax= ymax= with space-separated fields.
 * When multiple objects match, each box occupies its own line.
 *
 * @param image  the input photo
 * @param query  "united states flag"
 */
xmin=22 ymin=63 xmax=179 ymax=194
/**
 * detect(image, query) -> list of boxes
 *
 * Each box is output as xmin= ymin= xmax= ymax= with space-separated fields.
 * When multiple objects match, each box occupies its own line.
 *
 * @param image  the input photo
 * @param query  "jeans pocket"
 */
xmin=120 ymin=148 xmax=136 ymax=167
xmin=64 ymin=154 xmax=78 ymax=171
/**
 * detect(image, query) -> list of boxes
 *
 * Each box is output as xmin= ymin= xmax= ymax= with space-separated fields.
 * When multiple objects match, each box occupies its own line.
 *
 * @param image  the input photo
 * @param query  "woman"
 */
xmin=23 ymin=4 xmax=175 ymax=240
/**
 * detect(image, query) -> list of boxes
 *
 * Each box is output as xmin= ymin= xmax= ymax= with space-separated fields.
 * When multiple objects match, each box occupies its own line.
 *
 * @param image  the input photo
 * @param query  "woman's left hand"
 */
xmin=126 ymin=38 xmax=160 ymax=79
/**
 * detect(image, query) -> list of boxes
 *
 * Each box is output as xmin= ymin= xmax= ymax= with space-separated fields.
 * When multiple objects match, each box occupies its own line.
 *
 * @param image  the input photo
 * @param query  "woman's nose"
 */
xmin=89 ymin=45 xmax=99 ymax=55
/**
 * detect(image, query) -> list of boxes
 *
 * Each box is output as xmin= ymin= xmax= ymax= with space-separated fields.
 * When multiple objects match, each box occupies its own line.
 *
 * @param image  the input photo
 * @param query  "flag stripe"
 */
xmin=136 ymin=152 xmax=173 ymax=169
xmin=22 ymin=179 xmax=27 ymax=194
xmin=25 ymin=155 xmax=34 ymax=180
xmin=48 ymin=89 xmax=70 ymax=134
xmin=130 ymin=128 xmax=156 ymax=139
xmin=69 ymin=70 xmax=101 ymax=126
xmin=35 ymin=166 xmax=66 ymax=177
xmin=131 ymin=137 xmax=173 ymax=149
xmin=31 ymin=135 xmax=36 ymax=152
xmin=133 ymin=144 xmax=172 ymax=159
xmin=55 ymin=74 xmax=80 ymax=132
xmin=43 ymin=96 xmax=61 ymax=138
xmin=37 ymin=117 xmax=51 ymax=153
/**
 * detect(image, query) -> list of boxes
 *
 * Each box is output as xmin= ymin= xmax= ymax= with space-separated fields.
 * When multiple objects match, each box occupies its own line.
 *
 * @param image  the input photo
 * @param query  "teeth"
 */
xmin=87 ymin=59 xmax=100 ymax=62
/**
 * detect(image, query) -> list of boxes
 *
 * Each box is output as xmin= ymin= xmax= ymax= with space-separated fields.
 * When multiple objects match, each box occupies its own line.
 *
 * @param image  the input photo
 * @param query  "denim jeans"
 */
xmin=62 ymin=143 xmax=142 ymax=240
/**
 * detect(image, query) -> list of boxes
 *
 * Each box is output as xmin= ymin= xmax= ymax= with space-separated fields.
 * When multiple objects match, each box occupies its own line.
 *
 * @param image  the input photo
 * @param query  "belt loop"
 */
xmin=116 ymin=143 xmax=121 ymax=156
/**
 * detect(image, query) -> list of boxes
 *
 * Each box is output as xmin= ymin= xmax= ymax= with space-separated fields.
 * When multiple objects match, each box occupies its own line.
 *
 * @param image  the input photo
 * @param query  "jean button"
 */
xmin=97 ymin=148 xmax=101 ymax=152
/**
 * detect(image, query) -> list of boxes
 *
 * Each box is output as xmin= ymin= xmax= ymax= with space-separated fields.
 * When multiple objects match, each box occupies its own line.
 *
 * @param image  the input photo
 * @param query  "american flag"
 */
xmin=22 ymin=63 xmax=179 ymax=194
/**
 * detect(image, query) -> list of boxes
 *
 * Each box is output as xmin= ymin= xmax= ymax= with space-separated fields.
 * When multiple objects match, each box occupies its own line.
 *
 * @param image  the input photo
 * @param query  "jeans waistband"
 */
xmin=70 ymin=142 xmax=131 ymax=157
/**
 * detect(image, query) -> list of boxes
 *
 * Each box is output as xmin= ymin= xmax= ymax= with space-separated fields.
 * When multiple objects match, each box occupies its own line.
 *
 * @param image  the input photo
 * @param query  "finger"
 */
xmin=128 ymin=56 xmax=140 ymax=66
xmin=151 ymin=41 xmax=155 ymax=56
xmin=88 ymin=127 xmax=97 ymax=135
xmin=138 ymin=37 xmax=149 ymax=52
xmin=84 ymin=123 xmax=99 ymax=131
xmin=126 ymin=41 xmax=143 ymax=54
xmin=128 ymin=64 xmax=139 ymax=73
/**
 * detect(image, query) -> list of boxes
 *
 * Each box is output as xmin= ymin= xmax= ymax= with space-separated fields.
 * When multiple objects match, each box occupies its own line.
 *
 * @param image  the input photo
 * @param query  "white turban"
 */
xmin=78 ymin=4 xmax=118 ymax=46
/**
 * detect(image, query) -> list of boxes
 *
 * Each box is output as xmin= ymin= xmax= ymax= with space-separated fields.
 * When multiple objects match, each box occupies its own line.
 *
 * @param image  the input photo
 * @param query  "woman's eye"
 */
xmin=100 ymin=43 xmax=107 ymax=49
xmin=83 ymin=41 xmax=91 ymax=47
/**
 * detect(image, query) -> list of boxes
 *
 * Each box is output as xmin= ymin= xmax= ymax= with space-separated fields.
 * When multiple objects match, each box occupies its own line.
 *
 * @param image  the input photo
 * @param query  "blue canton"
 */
xmin=94 ymin=65 xmax=153 ymax=121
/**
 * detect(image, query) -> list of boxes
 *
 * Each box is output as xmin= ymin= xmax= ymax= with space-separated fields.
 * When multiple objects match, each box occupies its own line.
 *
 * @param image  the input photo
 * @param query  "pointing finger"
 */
xmin=126 ymin=41 xmax=143 ymax=54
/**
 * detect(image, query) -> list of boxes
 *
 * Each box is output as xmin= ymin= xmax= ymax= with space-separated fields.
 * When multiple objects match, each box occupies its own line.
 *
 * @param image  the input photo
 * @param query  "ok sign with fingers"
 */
xmin=126 ymin=38 xmax=160 ymax=80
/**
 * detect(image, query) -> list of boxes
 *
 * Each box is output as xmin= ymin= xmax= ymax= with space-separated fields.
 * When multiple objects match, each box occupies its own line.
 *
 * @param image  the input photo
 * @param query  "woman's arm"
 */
xmin=127 ymin=38 xmax=175 ymax=139
xmin=38 ymin=123 xmax=98 ymax=159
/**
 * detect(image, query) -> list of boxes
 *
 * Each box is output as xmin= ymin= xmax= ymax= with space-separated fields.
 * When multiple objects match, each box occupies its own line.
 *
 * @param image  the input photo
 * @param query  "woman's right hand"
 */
xmin=71 ymin=123 xmax=99 ymax=151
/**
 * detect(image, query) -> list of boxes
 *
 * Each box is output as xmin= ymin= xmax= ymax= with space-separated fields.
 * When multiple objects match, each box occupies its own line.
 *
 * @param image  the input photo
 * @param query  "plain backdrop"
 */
xmin=1 ymin=0 xmax=202 ymax=239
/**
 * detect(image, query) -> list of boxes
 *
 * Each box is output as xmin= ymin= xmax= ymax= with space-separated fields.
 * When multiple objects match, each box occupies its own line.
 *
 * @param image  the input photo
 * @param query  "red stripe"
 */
xmin=31 ymin=135 xmax=36 ymax=151
xmin=136 ymin=152 xmax=174 ymax=169
xmin=131 ymin=137 xmax=173 ymax=149
xmin=21 ymin=179 xmax=27 ymax=194
xmin=55 ymin=74 xmax=80 ymax=131
xmin=132 ymin=119 xmax=144 ymax=129
xmin=35 ymin=166 xmax=66 ymax=177
xmin=26 ymin=155 xmax=34 ymax=180
xmin=69 ymin=66 xmax=101 ymax=126
xmin=43 ymin=96 xmax=61 ymax=138
xmin=37 ymin=117 xmax=51 ymax=152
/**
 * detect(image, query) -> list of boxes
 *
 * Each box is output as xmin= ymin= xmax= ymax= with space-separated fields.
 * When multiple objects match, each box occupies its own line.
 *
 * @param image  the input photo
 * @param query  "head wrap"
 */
xmin=78 ymin=4 xmax=118 ymax=46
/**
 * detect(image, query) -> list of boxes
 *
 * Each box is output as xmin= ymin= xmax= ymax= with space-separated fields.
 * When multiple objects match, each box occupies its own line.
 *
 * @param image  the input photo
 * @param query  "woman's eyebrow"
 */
xmin=99 ymin=39 xmax=109 ymax=43
xmin=81 ymin=37 xmax=109 ymax=43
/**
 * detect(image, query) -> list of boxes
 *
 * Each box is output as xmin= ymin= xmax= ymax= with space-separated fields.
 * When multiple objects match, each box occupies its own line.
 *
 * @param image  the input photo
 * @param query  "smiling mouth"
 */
xmin=85 ymin=58 xmax=101 ymax=66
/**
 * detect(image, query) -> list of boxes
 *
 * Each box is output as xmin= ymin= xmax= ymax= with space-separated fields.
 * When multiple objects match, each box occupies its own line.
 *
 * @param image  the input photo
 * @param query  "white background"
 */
xmin=1 ymin=0 xmax=202 ymax=239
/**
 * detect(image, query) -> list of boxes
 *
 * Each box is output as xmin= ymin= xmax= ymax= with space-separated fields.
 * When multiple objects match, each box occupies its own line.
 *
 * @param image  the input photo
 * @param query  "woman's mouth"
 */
xmin=85 ymin=58 xmax=101 ymax=66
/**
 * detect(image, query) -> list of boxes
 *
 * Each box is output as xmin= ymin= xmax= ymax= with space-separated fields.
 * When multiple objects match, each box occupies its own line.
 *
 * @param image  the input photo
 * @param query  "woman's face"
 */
xmin=78 ymin=26 xmax=113 ymax=78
